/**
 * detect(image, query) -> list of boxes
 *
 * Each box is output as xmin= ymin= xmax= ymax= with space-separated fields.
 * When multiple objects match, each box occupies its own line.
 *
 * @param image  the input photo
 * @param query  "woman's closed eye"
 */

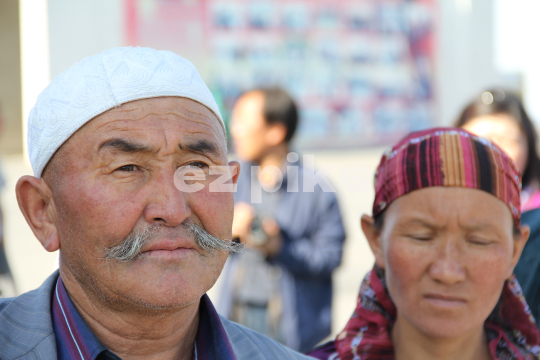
xmin=407 ymin=233 xmax=434 ymax=241
xmin=467 ymin=237 xmax=494 ymax=246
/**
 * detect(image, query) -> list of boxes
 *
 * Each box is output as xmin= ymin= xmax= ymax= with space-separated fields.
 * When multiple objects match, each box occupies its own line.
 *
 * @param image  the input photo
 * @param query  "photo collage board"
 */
xmin=131 ymin=0 xmax=436 ymax=148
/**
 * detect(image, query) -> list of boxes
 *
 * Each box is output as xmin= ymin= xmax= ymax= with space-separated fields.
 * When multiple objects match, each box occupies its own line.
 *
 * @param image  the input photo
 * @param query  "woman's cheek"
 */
xmin=385 ymin=239 xmax=426 ymax=290
xmin=467 ymin=245 xmax=513 ymax=287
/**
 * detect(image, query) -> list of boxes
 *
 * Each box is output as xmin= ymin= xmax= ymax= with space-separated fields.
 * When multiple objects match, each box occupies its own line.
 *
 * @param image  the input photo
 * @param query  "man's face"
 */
xmin=49 ymin=97 xmax=235 ymax=310
xmin=230 ymin=91 xmax=272 ymax=162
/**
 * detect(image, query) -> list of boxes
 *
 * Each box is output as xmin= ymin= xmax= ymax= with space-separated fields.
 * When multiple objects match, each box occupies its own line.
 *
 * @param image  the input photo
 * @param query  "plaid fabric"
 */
xmin=373 ymin=128 xmax=522 ymax=226
xmin=52 ymin=277 xmax=237 ymax=360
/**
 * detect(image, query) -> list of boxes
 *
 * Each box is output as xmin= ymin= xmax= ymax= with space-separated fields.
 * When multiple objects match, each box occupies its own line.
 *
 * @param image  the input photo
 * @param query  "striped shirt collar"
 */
xmin=52 ymin=276 xmax=237 ymax=360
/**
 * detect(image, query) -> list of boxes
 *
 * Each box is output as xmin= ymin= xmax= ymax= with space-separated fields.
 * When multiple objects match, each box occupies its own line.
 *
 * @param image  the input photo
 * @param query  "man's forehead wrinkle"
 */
xmin=94 ymin=109 xmax=219 ymax=134
xmin=182 ymin=102 xmax=216 ymax=121
xmin=165 ymin=108 xmax=221 ymax=135
xmin=110 ymin=105 xmax=140 ymax=114
xmin=97 ymin=121 xmax=222 ymax=141
xmin=182 ymin=105 xmax=226 ymax=139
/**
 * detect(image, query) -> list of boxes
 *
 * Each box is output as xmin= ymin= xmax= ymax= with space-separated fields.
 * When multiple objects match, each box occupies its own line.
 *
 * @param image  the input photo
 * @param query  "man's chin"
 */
xmin=126 ymin=292 xmax=203 ymax=311
xmin=108 ymin=263 xmax=219 ymax=309
xmin=112 ymin=277 xmax=209 ymax=311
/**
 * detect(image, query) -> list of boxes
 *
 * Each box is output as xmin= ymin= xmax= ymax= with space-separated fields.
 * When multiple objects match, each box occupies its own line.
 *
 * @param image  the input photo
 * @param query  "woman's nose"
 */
xmin=428 ymin=241 xmax=466 ymax=285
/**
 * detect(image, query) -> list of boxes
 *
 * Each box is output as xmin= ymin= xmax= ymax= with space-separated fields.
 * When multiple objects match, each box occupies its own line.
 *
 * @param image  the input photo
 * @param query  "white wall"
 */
xmin=495 ymin=0 xmax=540 ymax=124
xmin=436 ymin=0 xmax=519 ymax=126
xmin=19 ymin=0 xmax=50 ymax=159
xmin=48 ymin=0 xmax=123 ymax=78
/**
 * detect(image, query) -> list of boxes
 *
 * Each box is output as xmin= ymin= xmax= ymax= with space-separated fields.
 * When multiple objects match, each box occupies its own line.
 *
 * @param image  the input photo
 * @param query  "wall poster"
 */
xmin=127 ymin=0 xmax=436 ymax=148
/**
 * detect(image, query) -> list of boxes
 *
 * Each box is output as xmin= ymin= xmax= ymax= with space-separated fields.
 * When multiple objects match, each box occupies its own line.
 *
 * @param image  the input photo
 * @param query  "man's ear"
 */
xmin=507 ymin=224 xmax=530 ymax=279
xmin=360 ymin=214 xmax=385 ymax=269
xmin=16 ymin=175 xmax=60 ymax=252
xmin=266 ymin=123 xmax=287 ymax=147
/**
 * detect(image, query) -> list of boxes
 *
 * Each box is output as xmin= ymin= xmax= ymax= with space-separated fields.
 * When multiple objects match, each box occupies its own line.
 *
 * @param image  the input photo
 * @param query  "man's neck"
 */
xmin=59 ymin=268 xmax=200 ymax=360
xmin=391 ymin=315 xmax=491 ymax=360
xmin=257 ymin=143 xmax=289 ymax=171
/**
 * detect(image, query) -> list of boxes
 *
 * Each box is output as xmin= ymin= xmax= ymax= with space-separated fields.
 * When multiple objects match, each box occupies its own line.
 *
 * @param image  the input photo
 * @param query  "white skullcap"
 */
xmin=28 ymin=47 xmax=225 ymax=178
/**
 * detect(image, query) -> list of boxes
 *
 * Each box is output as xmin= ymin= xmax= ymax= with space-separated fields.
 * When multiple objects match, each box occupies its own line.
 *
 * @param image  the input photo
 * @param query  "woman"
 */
xmin=455 ymin=90 xmax=540 ymax=327
xmin=309 ymin=128 xmax=540 ymax=360
xmin=455 ymin=89 xmax=540 ymax=212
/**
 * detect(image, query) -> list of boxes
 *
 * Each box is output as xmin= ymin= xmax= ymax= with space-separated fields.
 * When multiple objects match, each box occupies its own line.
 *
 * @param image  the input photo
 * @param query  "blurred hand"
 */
xmin=232 ymin=202 xmax=255 ymax=244
xmin=260 ymin=218 xmax=283 ymax=257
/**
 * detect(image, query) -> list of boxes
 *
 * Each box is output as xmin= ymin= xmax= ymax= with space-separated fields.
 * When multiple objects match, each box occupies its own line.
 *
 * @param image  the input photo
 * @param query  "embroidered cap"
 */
xmin=373 ymin=127 xmax=522 ymax=226
xmin=27 ymin=46 xmax=224 ymax=178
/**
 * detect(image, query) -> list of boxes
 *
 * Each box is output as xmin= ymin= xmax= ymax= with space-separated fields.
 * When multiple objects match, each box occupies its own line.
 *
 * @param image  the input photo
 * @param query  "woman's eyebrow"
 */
xmin=399 ymin=218 xmax=438 ymax=229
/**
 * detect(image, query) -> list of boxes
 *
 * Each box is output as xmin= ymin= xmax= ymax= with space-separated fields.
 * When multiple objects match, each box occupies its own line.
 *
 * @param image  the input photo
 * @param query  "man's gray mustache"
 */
xmin=104 ymin=220 xmax=244 ymax=262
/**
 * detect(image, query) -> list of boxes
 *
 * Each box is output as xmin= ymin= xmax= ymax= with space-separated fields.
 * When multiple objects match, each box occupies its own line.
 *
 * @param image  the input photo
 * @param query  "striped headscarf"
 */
xmin=373 ymin=127 xmax=522 ymax=226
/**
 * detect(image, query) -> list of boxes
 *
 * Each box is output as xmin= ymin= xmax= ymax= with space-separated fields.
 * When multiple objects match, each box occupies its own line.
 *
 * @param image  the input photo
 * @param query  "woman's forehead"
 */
xmin=386 ymin=187 xmax=514 ymax=229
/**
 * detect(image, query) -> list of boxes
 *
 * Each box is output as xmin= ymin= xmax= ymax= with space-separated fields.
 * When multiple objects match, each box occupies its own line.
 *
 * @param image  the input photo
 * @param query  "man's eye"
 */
xmin=117 ymin=165 xmax=138 ymax=172
xmin=187 ymin=161 xmax=208 ymax=169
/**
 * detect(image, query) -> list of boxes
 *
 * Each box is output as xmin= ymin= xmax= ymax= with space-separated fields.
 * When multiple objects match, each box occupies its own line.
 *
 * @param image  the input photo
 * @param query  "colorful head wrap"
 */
xmin=373 ymin=127 xmax=522 ymax=226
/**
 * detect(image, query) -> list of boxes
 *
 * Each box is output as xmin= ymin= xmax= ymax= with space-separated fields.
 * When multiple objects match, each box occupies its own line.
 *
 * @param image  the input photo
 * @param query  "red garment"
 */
xmin=332 ymin=267 xmax=540 ymax=360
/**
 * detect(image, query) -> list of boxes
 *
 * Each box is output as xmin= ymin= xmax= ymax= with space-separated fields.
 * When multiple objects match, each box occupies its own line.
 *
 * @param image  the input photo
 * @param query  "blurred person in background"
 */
xmin=309 ymin=128 xmax=540 ymax=360
xmin=0 ymin=103 xmax=15 ymax=298
xmin=455 ymin=89 xmax=540 ymax=326
xmin=217 ymin=87 xmax=346 ymax=353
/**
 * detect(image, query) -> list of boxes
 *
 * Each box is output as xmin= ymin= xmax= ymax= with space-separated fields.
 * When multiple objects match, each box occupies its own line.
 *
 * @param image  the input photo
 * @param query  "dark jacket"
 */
xmin=219 ymin=159 xmax=346 ymax=352
xmin=514 ymin=207 xmax=540 ymax=328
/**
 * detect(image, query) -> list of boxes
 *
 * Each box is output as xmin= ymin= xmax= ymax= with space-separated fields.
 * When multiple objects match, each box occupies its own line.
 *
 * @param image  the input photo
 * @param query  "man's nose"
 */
xmin=143 ymin=169 xmax=191 ymax=227
xmin=428 ymin=240 xmax=466 ymax=286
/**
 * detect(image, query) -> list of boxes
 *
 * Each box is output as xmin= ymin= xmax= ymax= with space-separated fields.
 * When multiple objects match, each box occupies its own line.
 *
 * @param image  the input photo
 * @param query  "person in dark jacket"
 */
xmin=217 ymin=87 xmax=346 ymax=353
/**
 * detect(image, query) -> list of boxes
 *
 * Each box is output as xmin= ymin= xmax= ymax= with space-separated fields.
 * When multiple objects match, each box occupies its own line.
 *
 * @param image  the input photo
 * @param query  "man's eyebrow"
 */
xmin=99 ymin=139 xmax=153 ymax=153
xmin=179 ymin=140 xmax=221 ymax=157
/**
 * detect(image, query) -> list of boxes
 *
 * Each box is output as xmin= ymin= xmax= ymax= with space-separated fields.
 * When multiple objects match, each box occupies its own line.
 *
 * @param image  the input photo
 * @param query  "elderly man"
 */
xmin=0 ymin=47 xmax=312 ymax=360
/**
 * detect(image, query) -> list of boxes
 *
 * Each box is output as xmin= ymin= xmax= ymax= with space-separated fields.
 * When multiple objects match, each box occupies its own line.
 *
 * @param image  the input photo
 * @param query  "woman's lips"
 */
xmin=423 ymin=293 xmax=467 ymax=308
